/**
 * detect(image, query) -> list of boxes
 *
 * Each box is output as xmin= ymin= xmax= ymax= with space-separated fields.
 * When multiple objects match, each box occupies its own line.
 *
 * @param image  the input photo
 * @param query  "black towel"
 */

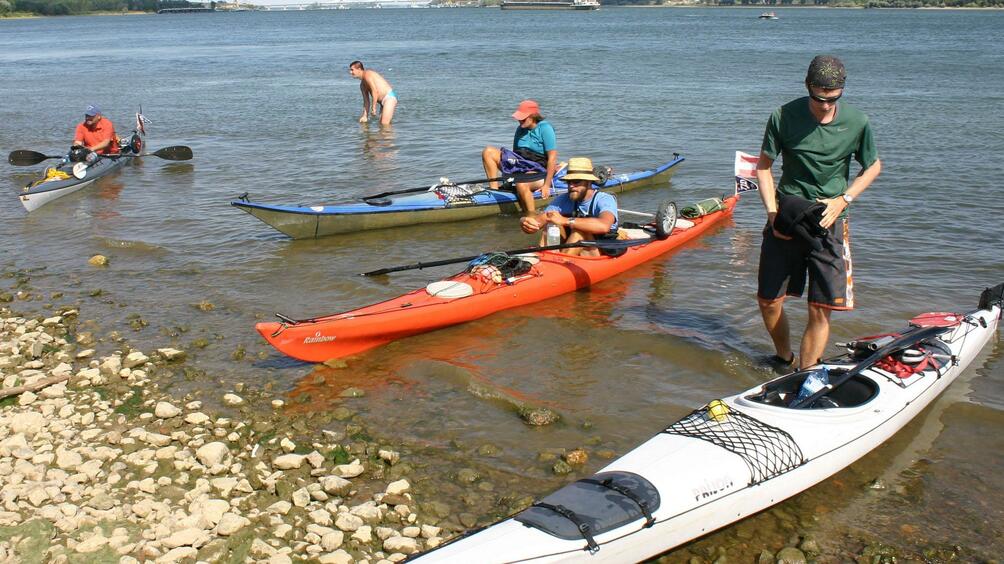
xmin=773 ymin=193 xmax=828 ymax=252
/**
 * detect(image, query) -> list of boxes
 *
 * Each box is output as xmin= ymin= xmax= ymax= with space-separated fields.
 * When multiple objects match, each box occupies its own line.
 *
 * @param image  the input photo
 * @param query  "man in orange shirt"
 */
xmin=73 ymin=105 xmax=119 ymax=155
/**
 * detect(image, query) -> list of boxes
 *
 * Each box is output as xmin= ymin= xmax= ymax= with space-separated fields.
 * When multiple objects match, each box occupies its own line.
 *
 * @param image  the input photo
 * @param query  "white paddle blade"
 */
xmin=72 ymin=162 xmax=88 ymax=179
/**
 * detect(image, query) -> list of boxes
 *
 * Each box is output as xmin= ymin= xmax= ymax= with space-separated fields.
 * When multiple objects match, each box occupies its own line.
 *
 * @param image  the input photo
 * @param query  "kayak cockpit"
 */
xmin=745 ymin=369 xmax=878 ymax=409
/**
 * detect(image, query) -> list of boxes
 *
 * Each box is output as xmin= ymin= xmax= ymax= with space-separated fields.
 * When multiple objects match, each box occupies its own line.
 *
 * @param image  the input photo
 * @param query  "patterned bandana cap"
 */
xmin=806 ymin=55 xmax=846 ymax=89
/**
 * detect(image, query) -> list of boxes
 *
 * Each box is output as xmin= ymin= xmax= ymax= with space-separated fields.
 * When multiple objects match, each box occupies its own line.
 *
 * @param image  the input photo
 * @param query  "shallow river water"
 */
xmin=3 ymin=6 xmax=1003 ymax=559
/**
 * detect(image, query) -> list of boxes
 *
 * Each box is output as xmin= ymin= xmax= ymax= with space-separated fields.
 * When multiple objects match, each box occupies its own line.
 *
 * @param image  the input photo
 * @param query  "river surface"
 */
xmin=3 ymin=6 xmax=1003 ymax=560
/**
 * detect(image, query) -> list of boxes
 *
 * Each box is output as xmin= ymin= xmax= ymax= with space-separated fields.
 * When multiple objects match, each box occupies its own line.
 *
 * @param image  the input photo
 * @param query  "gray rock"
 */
xmin=775 ymin=547 xmax=807 ymax=564
xmin=318 ymin=550 xmax=353 ymax=564
xmin=154 ymin=402 xmax=181 ymax=419
xmin=385 ymin=479 xmax=410 ymax=495
xmin=274 ymin=454 xmax=304 ymax=470
xmin=123 ymin=351 xmax=149 ymax=368
xmin=10 ymin=412 xmax=46 ymax=438
xmin=159 ymin=547 xmax=198 ymax=563
xmin=162 ymin=528 xmax=210 ymax=549
xmin=195 ymin=442 xmax=229 ymax=467
xmin=384 ymin=536 xmax=420 ymax=554
xmin=321 ymin=531 xmax=344 ymax=551
xmin=334 ymin=513 xmax=364 ymax=532
xmin=320 ymin=475 xmax=352 ymax=495
xmin=216 ymin=513 xmax=250 ymax=536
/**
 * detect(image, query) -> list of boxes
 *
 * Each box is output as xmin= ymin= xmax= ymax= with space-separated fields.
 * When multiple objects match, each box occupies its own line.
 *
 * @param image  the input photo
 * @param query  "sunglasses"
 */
xmin=567 ymin=179 xmax=592 ymax=186
xmin=809 ymin=91 xmax=842 ymax=104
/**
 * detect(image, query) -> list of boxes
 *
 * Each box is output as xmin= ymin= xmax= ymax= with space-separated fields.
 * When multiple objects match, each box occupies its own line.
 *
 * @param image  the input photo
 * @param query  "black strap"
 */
xmin=580 ymin=478 xmax=655 ymax=528
xmin=532 ymin=502 xmax=599 ymax=553
xmin=514 ymin=146 xmax=547 ymax=166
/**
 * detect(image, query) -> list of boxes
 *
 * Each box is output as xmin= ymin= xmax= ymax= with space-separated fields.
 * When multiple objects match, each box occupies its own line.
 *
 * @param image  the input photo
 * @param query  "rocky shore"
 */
xmin=0 ymin=306 xmax=444 ymax=563
xmin=1 ymin=292 xmax=995 ymax=564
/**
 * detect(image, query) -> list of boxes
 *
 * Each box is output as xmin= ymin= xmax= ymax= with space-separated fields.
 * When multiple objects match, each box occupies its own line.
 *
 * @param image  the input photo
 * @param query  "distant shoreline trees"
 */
xmin=0 ymin=0 xmax=202 ymax=15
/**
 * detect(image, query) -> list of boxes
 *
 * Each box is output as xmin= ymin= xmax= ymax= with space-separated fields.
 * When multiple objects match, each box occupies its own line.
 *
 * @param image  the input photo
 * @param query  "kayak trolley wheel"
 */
xmin=655 ymin=200 xmax=677 ymax=240
xmin=592 ymin=165 xmax=613 ymax=186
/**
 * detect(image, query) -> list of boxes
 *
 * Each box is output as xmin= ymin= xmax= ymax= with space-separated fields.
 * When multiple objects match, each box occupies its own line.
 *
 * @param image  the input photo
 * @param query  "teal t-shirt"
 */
xmin=761 ymin=97 xmax=878 ymax=201
xmin=514 ymin=120 xmax=557 ymax=157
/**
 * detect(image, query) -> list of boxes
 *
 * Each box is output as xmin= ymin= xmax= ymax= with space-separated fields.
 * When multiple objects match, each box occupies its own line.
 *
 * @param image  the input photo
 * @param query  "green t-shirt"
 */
xmin=761 ymin=97 xmax=878 ymax=201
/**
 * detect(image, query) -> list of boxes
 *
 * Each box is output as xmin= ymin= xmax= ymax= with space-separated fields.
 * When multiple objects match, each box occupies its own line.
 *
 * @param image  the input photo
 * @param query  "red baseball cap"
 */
xmin=511 ymin=100 xmax=540 ymax=121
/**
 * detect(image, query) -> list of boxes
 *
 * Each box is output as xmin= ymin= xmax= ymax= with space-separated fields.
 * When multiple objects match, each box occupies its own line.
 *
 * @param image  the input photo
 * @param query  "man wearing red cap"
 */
xmin=481 ymin=99 xmax=558 ymax=214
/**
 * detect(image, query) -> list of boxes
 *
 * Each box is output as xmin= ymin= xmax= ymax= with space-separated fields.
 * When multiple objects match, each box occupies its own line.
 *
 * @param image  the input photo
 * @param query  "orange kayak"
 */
xmin=257 ymin=195 xmax=738 ymax=362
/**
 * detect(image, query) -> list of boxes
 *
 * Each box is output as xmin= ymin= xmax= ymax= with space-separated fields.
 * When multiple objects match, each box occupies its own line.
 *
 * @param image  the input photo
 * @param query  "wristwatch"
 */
xmin=841 ymin=193 xmax=854 ymax=204
xmin=568 ymin=218 xmax=576 ymax=228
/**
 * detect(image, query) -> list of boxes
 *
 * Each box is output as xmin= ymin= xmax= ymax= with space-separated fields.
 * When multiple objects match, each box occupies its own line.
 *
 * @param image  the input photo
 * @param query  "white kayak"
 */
xmin=18 ymin=113 xmax=146 ymax=213
xmin=412 ymin=283 xmax=1003 ymax=563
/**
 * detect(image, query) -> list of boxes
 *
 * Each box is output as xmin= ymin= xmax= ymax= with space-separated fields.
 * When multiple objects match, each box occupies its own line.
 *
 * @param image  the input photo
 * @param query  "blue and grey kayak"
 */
xmin=230 ymin=155 xmax=684 ymax=239
xmin=410 ymin=284 xmax=1004 ymax=563
xmin=19 ymin=131 xmax=144 ymax=213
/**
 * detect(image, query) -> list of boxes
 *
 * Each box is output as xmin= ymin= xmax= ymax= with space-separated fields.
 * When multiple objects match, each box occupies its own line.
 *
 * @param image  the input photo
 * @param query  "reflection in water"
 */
xmin=359 ymin=123 xmax=398 ymax=163
xmin=96 ymin=178 xmax=125 ymax=202
xmin=160 ymin=162 xmax=195 ymax=176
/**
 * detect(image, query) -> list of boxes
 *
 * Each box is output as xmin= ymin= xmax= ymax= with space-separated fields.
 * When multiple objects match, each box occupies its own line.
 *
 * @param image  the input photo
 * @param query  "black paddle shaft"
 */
xmin=360 ymin=238 xmax=650 ymax=277
xmin=790 ymin=325 xmax=949 ymax=409
xmin=361 ymin=172 xmax=546 ymax=202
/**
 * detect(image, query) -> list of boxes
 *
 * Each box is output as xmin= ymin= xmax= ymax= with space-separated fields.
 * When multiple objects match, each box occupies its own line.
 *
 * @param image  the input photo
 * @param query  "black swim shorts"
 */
xmin=757 ymin=218 xmax=854 ymax=310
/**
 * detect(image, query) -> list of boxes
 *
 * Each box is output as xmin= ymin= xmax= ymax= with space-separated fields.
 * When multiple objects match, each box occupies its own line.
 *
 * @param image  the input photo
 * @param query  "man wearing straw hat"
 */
xmin=520 ymin=157 xmax=618 ymax=257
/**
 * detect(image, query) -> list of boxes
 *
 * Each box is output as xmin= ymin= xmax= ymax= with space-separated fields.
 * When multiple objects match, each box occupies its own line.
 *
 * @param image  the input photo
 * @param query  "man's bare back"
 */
xmin=349 ymin=61 xmax=397 ymax=126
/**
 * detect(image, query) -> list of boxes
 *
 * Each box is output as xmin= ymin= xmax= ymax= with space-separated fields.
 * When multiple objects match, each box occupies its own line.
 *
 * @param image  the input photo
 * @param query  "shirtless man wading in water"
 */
xmin=349 ymin=60 xmax=397 ymax=126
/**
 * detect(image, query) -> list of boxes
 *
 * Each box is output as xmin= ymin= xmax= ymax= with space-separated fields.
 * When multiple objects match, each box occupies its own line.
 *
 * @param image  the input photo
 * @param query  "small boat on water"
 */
xmin=256 ymin=192 xmax=736 ymax=362
xmin=758 ymin=11 xmax=778 ymax=19
xmin=500 ymin=0 xmax=599 ymax=10
xmin=16 ymin=113 xmax=146 ymax=213
xmin=231 ymin=155 xmax=683 ymax=239
xmin=411 ymin=283 xmax=1004 ymax=563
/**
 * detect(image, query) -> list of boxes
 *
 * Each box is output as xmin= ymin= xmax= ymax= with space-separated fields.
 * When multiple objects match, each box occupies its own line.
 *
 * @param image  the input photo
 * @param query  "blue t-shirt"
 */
xmin=545 ymin=191 xmax=619 ymax=232
xmin=513 ymin=120 xmax=557 ymax=158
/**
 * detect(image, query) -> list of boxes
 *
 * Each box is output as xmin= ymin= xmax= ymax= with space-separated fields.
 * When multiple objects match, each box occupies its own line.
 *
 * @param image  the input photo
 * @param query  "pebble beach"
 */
xmin=0 ymin=301 xmax=447 ymax=564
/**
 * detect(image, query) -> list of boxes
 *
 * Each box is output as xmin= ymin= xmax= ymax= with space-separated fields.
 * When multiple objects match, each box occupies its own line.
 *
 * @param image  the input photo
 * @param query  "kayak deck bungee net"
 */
xmin=231 ymin=155 xmax=683 ymax=239
xmin=256 ymin=194 xmax=737 ymax=362
xmin=18 ymin=114 xmax=146 ymax=213
xmin=409 ymin=283 xmax=1004 ymax=563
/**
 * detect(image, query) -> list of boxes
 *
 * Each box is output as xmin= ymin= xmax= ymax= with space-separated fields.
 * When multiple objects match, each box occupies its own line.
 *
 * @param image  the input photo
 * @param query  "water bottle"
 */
xmin=545 ymin=222 xmax=561 ymax=246
xmin=793 ymin=367 xmax=829 ymax=405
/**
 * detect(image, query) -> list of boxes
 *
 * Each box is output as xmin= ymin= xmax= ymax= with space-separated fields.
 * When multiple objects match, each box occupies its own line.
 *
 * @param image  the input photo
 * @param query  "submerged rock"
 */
xmin=774 ymin=547 xmax=807 ymax=564
xmin=518 ymin=406 xmax=560 ymax=426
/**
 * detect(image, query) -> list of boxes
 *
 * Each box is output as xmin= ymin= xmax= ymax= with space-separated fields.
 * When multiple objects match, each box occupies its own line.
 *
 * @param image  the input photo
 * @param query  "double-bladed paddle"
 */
xmin=361 ymin=171 xmax=547 ymax=204
xmin=360 ymin=237 xmax=650 ymax=277
xmin=8 ymin=145 xmax=194 ymax=166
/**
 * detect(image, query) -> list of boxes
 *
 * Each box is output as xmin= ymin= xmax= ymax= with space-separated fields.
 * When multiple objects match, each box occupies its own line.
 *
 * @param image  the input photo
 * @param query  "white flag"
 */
xmin=734 ymin=151 xmax=759 ymax=193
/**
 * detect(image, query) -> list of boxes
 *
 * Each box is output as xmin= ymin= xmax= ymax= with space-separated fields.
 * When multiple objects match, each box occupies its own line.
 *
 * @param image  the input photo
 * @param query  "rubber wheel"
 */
xmin=655 ymin=200 xmax=677 ymax=240
xmin=593 ymin=165 xmax=613 ymax=185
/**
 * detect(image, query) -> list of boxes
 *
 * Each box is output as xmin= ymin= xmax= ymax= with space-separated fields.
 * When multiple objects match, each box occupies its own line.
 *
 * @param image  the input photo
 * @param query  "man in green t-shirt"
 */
xmin=755 ymin=55 xmax=882 ymax=371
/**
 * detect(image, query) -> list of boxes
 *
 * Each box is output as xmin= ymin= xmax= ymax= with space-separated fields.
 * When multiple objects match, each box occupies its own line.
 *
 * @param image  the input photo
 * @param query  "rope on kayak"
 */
xmin=28 ymin=167 xmax=72 ymax=189
xmin=663 ymin=404 xmax=805 ymax=486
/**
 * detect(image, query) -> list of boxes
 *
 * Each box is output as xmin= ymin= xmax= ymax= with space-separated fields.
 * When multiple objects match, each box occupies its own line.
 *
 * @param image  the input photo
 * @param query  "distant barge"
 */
xmin=500 ymin=0 xmax=599 ymax=10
